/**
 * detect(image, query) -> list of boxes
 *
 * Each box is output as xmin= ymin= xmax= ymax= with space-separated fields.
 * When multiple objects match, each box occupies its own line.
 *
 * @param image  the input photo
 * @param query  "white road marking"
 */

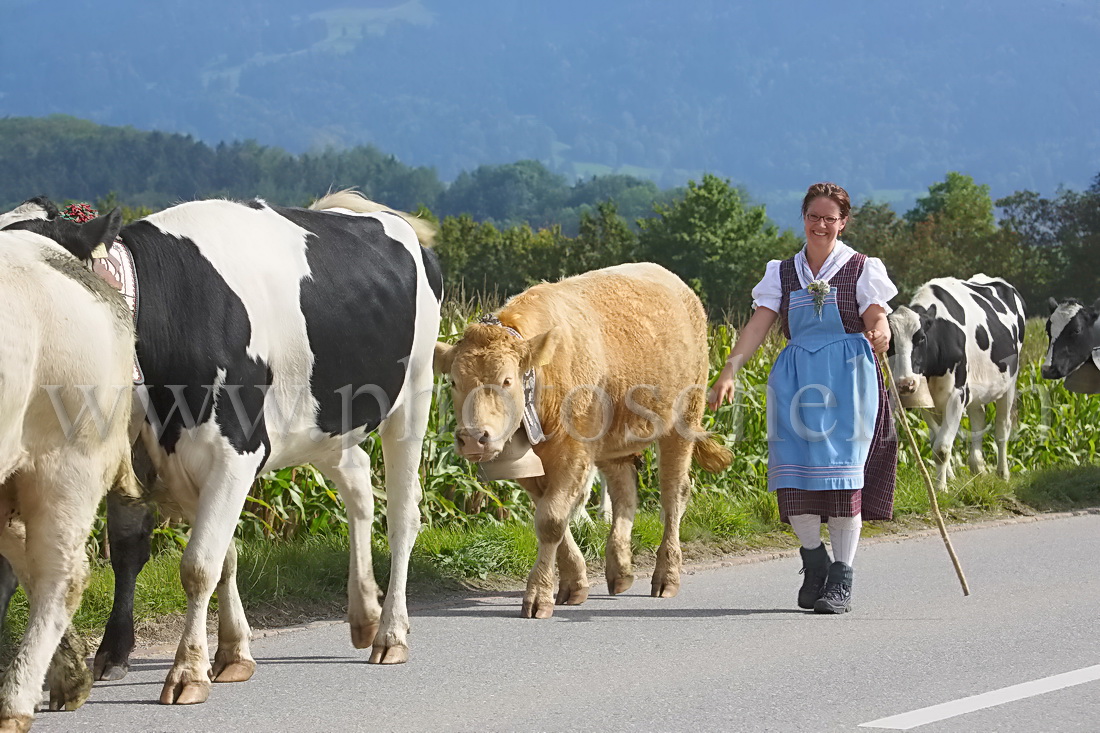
xmin=859 ymin=664 xmax=1100 ymax=730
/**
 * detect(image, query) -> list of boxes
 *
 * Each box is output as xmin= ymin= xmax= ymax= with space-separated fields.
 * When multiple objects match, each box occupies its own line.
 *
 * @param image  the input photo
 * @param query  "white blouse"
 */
xmin=751 ymin=241 xmax=898 ymax=316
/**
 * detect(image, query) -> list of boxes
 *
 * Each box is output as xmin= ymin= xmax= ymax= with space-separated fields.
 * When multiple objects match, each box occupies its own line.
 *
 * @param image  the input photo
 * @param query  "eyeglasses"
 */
xmin=805 ymin=214 xmax=843 ymax=224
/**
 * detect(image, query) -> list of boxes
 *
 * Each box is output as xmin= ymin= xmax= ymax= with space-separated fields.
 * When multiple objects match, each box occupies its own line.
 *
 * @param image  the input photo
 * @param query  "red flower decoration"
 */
xmin=60 ymin=203 xmax=98 ymax=223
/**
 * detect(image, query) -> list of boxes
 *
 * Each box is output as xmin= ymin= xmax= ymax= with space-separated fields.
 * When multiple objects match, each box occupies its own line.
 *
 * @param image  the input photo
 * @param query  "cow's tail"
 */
xmin=309 ymin=188 xmax=439 ymax=248
xmin=693 ymin=435 xmax=733 ymax=473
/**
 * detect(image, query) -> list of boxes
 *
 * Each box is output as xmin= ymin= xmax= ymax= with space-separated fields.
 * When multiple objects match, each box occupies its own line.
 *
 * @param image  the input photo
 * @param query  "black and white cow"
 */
xmin=887 ymin=274 xmax=1025 ymax=491
xmin=0 ymin=191 xmax=442 ymax=706
xmin=1043 ymin=297 xmax=1100 ymax=381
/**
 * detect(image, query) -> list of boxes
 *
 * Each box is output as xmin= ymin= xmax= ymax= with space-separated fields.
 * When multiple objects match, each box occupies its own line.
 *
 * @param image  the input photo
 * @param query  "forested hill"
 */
xmin=2 ymin=0 xmax=1096 ymax=218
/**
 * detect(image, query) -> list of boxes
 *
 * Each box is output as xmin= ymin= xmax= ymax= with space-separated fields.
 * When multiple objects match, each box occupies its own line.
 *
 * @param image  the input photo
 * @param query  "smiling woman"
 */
xmin=708 ymin=181 xmax=899 ymax=615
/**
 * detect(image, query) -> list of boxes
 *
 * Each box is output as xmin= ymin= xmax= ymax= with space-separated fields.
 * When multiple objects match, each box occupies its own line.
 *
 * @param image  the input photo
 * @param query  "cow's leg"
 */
xmin=93 ymin=493 xmax=155 ymax=681
xmin=518 ymin=473 xmax=589 ymax=607
xmin=369 ymin=366 xmax=434 ymax=664
xmin=599 ymin=457 xmax=638 ymax=595
xmin=0 ymin=473 xmax=98 ymax=730
xmin=521 ymin=455 xmax=590 ymax=619
xmin=965 ymin=403 xmax=990 ymax=476
xmin=652 ymin=434 xmax=693 ymax=598
xmin=568 ymin=467 xmax=599 ymax=526
xmin=160 ymin=456 xmax=257 ymax=705
xmin=930 ymin=398 xmax=965 ymax=491
xmin=596 ymin=471 xmax=613 ymax=522
xmin=316 ymin=447 xmax=383 ymax=654
xmin=554 ymin=490 xmax=590 ymax=606
xmin=46 ymin=629 xmax=91 ymax=712
xmin=211 ymin=540 xmax=255 ymax=683
xmin=921 ymin=408 xmax=955 ymax=480
xmin=994 ymin=388 xmax=1015 ymax=480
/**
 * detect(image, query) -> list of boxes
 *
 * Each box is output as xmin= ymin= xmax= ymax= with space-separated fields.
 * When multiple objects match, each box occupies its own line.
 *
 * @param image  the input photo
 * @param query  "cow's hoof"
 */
xmin=93 ymin=655 xmax=129 ymax=681
xmin=212 ymin=657 xmax=256 ymax=683
xmin=350 ymin=621 xmax=379 ymax=650
xmin=48 ymin=673 xmax=92 ymax=712
xmin=608 ymin=575 xmax=634 ymax=595
xmin=160 ymin=674 xmax=211 ymax=705
xmin=521 ymin=598 xmax=554 ymax=619
xmin=0 ymin=714 xmax=33 ymax=732
xmin=651 ymin=581 xmax=680 ymax=598
xmin=555 ymin=581 xmax=589 ymax=605
xmin=368 ymin=643 xmax=408 ymax=664
xmin=46 ymin=657 xmax=93 ymax=711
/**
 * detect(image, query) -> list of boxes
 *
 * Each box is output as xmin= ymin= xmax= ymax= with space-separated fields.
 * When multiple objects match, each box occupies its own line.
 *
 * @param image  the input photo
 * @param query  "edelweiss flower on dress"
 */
xmin=807 ymin=279 xmax=831 ymax=318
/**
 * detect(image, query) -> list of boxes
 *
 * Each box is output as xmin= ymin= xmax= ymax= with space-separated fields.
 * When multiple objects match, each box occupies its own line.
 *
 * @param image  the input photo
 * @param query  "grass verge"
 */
xmin=2 ymin=462 xmax=1098 ymax=648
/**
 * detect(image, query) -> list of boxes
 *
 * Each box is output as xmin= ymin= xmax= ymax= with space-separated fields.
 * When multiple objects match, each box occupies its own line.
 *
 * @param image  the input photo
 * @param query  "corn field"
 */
xmin=118 ymin=304 xmax=1099 ymax=552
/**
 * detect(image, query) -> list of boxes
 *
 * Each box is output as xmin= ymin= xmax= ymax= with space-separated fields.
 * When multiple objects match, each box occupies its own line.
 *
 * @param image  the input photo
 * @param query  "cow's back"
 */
xmin=912 ymin=274 xmax=1024 ymax=403
xmin=0 ymin=233 xmax=133 ymax=467
xmin=123 ymin=200 xmax=439 ymax=465
xmin=501 ymin=263 xmax=709 ymax=449
xmin=506 ymin=262 xmax=707 ymax=384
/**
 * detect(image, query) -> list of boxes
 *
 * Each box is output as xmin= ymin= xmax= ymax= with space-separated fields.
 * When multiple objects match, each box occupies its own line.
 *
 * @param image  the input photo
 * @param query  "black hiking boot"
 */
xmin=797 ymin=544 xmax=831 ymax=610
xmin=813 ymin=561 xmax=853 ymax=614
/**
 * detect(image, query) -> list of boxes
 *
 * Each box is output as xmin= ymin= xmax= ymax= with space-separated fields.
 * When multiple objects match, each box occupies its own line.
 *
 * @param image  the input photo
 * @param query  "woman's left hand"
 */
xmin=865 ymin=328 xmax=889 ymax=354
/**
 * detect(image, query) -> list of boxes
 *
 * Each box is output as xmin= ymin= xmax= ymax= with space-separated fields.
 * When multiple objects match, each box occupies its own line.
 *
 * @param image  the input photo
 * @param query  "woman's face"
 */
xmin=803 ymin=196 xmax=846 ymax=248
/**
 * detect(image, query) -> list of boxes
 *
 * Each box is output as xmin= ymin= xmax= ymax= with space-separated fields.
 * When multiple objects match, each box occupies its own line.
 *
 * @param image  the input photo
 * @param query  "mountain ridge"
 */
xmin=1 ymin=0 xmax=1095 ymax=220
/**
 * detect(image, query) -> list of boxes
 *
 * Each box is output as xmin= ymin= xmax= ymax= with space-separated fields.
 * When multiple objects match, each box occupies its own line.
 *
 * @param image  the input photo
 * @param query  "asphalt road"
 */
xmin=31 ymin=513 xmax=1100 ymax=732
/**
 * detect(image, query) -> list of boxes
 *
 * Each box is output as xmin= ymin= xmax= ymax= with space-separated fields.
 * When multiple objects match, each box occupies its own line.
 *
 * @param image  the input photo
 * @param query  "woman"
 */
xmin=708 ymin=182 xmax=897 ymax=614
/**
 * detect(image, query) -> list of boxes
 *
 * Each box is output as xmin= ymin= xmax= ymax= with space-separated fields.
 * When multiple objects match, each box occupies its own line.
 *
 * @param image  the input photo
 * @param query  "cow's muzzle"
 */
xmin=1041 ymin=364 xmax=1064 ymax=380
xmin=895 ymin=375 xmax=918 ymax=395
xmin=455 ymin=427 xmax=503 ymax=462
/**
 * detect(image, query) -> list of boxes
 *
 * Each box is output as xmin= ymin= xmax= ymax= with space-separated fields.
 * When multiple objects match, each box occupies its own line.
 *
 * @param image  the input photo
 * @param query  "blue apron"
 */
xmin=766 ymin=288 xmax=878 ymax=491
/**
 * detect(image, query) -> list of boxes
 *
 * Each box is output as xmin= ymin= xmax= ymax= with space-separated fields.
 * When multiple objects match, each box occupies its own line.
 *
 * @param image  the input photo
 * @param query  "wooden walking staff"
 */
xmin=876 ymin=353 xmax=971 ymax=596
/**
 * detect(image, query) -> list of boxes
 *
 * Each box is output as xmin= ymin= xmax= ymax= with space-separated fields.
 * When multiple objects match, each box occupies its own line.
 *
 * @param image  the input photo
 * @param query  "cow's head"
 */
xmin=1043 ymin=298 xmax=1100 ymax=380
xmin=887 ymin=305 xmax=936 ymax=394
xmin=434 ymin=323 xmax=559 ymax=462
xmin=0 ymin=196 xmax=122 ymax=262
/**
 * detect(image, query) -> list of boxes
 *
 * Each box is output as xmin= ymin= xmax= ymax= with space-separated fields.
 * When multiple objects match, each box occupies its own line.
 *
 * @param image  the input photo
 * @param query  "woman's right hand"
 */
xmin=708 ymin=368 xmax=736 ymax=411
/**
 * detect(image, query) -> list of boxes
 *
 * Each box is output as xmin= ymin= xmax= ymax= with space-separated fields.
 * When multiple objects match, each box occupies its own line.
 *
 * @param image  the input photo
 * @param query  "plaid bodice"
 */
xmin=779 ymin=253 xmax=868 ymax=340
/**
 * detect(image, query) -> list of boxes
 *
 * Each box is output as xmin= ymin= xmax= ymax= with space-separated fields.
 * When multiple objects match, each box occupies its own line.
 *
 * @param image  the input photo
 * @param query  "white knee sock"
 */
xmin=789 ymin=514 xmax=823 ymax=549
xmin=827 ymin=514 xmax=862 ymax=566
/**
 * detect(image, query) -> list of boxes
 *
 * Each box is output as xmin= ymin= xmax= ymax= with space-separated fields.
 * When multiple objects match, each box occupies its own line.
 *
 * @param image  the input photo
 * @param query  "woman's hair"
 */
xmin=801 ymin=182 xmax=851 ymax=219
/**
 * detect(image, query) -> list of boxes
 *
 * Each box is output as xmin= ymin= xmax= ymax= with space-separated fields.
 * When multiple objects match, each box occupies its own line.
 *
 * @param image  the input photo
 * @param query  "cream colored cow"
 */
xmin=0 ymin=223 xmax=137 ymax=732
xmin=435 ymin=263 xmax=731 ymax=619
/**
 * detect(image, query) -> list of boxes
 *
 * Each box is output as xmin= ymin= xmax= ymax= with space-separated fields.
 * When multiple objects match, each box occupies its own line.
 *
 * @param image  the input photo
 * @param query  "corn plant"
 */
xmin=90 ymin=310 xmax=1098 ymax=548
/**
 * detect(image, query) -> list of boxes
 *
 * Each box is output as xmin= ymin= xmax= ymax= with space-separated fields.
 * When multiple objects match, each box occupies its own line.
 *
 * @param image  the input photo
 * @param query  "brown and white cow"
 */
xmin=434 ymin=263 xmax=732 ymax=619
xmin=0 ymin=224 xmax=137 ymax=731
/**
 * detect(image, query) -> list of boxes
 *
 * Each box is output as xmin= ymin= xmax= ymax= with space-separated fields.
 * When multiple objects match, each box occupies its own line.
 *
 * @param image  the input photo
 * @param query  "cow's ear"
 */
xmin=1047 ymin=297 xmax=1060 ymax=314
xmin=81 ymin=208 xmax=124 ymax=256
xmin=52 ymin=208 xmax=123 ymax=260
xmin=521 ymin=328 xmax=560 ymax=370
xmin=433 ymin=341 xmax=455 ymax=375
xmin=1091 ymin=297 xmax=1100 ymax=315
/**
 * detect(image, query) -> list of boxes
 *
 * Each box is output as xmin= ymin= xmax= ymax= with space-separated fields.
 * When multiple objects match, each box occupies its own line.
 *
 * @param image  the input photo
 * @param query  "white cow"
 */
xmin=0 ymin=224 xmax=136 ymax=731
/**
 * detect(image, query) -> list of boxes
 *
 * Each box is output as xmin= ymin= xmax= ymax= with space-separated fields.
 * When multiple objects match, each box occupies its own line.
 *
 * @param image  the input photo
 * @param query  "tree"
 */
xmin=842 ymin=200 xmax=919 ymax=302
xmin=895 ymin=172 xmax=1028 ymax=298
xmin=568 ymin=201 xmax=637 ymax=274
xmin=1000 ymin=178 xmax=1100 ymax=302
xmin=436 ymin=160 xmax=568 ymax=228
xmin=635 ymin=174 xmax=798 ymax=318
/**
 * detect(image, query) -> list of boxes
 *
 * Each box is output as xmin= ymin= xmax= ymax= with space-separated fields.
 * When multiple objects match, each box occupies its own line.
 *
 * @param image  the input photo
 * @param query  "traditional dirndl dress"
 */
xmin=770 ymin=255 xmax=897 ymax=522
